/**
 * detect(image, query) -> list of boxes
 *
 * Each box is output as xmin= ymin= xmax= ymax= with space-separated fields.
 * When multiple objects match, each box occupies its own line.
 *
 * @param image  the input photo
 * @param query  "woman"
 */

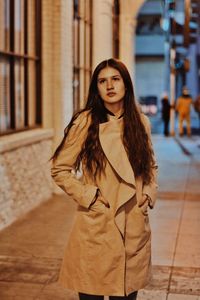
xmin=51 ymin=58 xmax=158 ymax=300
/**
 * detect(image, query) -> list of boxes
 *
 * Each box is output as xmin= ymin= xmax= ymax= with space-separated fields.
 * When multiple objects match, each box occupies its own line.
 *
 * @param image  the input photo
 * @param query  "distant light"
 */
xmin=140 ymin=105 xmax=158 ymax=116
xmin=73 ymin=79 xmax=79 ymax=88
xmin=190 ymin=21 xmax=198 ymax=29
xmin=161 ymin=18 xmax=170 ymax=31
xmin=174 ymin=12 xmax=184 ymax=25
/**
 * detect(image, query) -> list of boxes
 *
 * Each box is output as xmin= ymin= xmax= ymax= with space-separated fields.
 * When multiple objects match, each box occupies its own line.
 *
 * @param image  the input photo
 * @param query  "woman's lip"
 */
xmin=107 ymin=92 xmax=116 ymax=97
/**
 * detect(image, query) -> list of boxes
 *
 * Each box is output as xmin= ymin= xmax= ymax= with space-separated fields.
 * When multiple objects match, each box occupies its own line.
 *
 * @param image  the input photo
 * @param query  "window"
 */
xmin=0 ymin=0 xmax=41 ymax=135
xmin=136 ymin=15 xmax=163 ymax=35
xmin=73 ymin=0 xmax=93 ymax=111
xmin=113 ymin=0 xmax=120 ymax=59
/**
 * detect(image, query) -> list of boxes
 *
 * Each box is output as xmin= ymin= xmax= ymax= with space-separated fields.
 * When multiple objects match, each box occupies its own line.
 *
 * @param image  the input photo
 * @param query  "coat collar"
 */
xmin=99 ymin=118 xmax=136 ymax=187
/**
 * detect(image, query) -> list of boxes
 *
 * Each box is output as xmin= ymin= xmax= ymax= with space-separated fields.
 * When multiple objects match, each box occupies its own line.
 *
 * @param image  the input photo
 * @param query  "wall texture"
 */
xmin=0 ymin=130 xmax=53 ymax=229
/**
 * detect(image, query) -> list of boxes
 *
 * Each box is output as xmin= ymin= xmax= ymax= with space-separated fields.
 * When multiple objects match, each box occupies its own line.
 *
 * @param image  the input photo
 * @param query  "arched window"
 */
xmin=0 ymin=0 xmax=42 ymax=135
xmin=113 ymin=0 xmax=120 ymax=59
xmin=73 ymin=0 xmax=93 ymax=111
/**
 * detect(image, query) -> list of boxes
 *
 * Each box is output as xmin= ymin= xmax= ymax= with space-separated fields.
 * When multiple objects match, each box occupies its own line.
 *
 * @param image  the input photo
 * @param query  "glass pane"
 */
xmin=15 ymin=0 xmax=25 ymax=54
xmin=73 ymin=71 xmax=80 ymax=112
xmin=85 ymin=23 xmax=90 ymax=69
xmin=85 ymin=70 xmax=90 ymax=99
xmin=79 ymin=14 xmax=84 ymax=106
xmin=113 ymin=0 xmax=119 ymax=58
xmin=28 ymin=0 xmax=36 ymax=56
xmin=79 ymin=0 xmax=84 ymax=17
xmin=0 ymin=0 xmax=10 ymax=51
xmin=15 ymin=59 xmax=25 ymax=129
xmin=28 ymin=61 xmax=36 ymax=126
xmin=79 ymin=19 xmax=84 ymax=67
xmin=74 ymin=0 xmax=79 ymax=18
xmin=79 ymin=68 xmax=84 ymax=108
xmin=85 ymin=0 xmax=90 ymax=21
xmin=73 ymin=18 xmax=79 ymax=66
xmin=0 ymin=58 xmax=10 ymax=132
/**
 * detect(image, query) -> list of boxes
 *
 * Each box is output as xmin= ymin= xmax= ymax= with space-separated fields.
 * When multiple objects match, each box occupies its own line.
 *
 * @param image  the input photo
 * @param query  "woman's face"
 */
xmin=97 ymin=67 xmax=125 ymax=110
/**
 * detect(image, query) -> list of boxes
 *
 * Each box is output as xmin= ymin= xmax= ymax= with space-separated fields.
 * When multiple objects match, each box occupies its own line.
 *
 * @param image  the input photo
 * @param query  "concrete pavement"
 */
xmin=0 ymin=134 xmax=200 ymax=300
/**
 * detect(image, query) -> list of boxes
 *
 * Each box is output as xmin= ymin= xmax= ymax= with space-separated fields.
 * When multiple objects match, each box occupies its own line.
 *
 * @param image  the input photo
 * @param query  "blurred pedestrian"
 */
xmin=176 ymin=86 xmax=193 ymax=136
xmin=161 ymin=92 xmax=170 ymax=136
xmin=51 ymin=58 xmax=158 ymax=300
xmin=194 ymin=95 xmax=200 ymax=129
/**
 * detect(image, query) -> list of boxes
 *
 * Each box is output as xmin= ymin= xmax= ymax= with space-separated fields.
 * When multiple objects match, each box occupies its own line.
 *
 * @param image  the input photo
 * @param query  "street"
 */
xmin=0 ymin=132 xmax=200 ymax=300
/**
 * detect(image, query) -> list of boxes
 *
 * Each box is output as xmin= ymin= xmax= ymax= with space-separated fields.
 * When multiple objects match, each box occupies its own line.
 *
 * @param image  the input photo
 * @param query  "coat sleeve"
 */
xmin=141 ymin=114 xmax=158 ymax=208
xmin=51 ymin=112 xmax=98 ymax=209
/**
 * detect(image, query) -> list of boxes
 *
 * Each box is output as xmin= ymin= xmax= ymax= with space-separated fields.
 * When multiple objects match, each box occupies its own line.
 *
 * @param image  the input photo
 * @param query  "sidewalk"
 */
xmin=144 ymin=135 xmax=200 ymax=300
xmin=0 ymin=135 xmax=200 ymax=300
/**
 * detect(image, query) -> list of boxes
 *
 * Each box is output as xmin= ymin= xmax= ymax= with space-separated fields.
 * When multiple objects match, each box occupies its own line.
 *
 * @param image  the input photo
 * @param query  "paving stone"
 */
xmin=145 ymin=265 xmax=171 ymax=291
xmin=137 ymin=290 xmax=167 ymax=300
xmin=0 ymin=281 xmax=43 ymax=299
xmin=167 ymin=294 xmax=199 ymax=300
xmin=0 ymin=255 xmax=61 ymax=284
xmin=169 ymin=266 xmax=200 ymax=295
xmin=35 ymin=282 xmax=78 ymax=300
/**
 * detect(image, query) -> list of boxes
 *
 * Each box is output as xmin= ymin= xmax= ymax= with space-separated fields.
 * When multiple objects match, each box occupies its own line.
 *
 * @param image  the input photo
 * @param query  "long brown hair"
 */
xmin=52 ymin=58 xmax=154 ymax=184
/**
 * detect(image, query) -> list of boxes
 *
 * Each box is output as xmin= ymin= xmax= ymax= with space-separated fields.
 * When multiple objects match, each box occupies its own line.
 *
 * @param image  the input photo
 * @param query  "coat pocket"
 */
xmin=89 ymin=196 xmax=110 ymax=212
xmin=137 ymin=200 xmax=149 ymax=216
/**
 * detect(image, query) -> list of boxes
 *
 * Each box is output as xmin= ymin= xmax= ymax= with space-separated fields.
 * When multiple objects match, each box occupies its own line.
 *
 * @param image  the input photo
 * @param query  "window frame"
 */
xmin=113 ymin=0 xmax=120 ymax=59
xmin=73 ymin=0 xmax=93 ymax=112
xmin=0 ymin=0 xmax=42 ymax=136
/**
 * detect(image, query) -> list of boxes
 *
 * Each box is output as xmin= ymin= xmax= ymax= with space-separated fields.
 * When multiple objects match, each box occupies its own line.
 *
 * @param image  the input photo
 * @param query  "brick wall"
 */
xmin=0 ymin=1 xmax=74 ymax=229
xmin=0 ymin=130 xmax=53 ymax=230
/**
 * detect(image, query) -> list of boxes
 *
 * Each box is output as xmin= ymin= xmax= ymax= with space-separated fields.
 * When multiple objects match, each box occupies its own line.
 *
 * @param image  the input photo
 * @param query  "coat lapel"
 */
xmin=99 ymin=118 xmax=136 ymax=187
xmin=99 ymin=118 xmax=137 ymax=239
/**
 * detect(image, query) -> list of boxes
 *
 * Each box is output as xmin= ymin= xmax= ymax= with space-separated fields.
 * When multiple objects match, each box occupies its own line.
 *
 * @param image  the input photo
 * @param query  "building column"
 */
xmin=92 ymin=0 xmax=113 ymax=69
xmin=42 ymin=0 xmax=74 ymax=146
xmin=42 ymin=0 xmax=54 ymax=130
xmin=119 ymin=0 xmax=146 ymax=86
xmin=119 ymin=15 xmax=137 ymax=81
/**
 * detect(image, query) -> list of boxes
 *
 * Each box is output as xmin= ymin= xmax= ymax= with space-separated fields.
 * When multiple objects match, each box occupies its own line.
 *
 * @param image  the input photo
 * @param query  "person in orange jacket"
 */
xmin=176 ymin=86 xmax=193 ymax=136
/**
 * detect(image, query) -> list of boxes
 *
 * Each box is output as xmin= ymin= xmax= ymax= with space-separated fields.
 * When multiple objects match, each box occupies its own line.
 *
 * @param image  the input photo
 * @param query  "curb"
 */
xmin=173 ymin=137 xmax=192 ymax=156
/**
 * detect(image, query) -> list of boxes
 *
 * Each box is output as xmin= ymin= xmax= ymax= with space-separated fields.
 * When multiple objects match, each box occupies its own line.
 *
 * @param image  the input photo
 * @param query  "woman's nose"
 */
xmin=107 ymin=79 xmax=114 ymax=90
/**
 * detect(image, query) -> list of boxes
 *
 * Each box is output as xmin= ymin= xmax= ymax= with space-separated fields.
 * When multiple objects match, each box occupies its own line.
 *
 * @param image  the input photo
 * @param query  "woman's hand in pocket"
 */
xmin=90 ymin=189 xmax=110 ymax=209
xmin=97 ymin=195 xmax=110 ymax=208
xmin=139 ymin=194 xmax=149 ymax=215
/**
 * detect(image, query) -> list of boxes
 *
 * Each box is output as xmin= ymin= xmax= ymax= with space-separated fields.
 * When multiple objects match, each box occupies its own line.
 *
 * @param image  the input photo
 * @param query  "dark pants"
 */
xmin=79 ymin=291 xmax=138 ymax=300
xmin=163 ymin=118 xmax=169 ymax=136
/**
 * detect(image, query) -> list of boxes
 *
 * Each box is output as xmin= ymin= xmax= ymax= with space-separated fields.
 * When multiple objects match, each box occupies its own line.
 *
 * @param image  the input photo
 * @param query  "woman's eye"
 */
xmin=113 ymin=77 xmax=120 ymax=81
xmin=99 ymin=79 xmax=105 ymax=84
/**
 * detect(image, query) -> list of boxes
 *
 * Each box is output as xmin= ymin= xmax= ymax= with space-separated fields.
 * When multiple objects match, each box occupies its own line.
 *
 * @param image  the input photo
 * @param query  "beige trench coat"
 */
xmin=51 ymin=111 xmax=158 ymax=296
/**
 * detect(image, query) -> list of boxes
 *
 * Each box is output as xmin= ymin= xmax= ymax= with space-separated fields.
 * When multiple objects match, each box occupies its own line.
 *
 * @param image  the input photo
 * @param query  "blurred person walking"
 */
xmin=176 ymin=86 xmax=193 ymax=136
xmin=194 ymin=95 xmax=200 ymax=129
xmin=161 ymin=92 xmax=170 ymax=136
xmin=51 ymin=59 xmax=158 ymax=300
